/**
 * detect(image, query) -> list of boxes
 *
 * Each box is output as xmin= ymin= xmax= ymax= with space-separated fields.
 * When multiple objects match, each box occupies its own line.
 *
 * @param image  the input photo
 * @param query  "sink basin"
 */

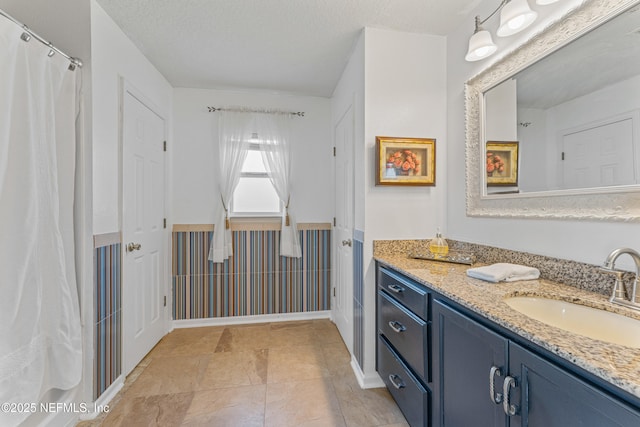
xmin=505 ymin=296 xmax=640 ymax=348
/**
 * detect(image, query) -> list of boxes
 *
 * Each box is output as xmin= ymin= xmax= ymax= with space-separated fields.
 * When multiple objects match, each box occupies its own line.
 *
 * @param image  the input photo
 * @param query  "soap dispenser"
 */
xmin=429 ymin=228 xmax=449 ymax=257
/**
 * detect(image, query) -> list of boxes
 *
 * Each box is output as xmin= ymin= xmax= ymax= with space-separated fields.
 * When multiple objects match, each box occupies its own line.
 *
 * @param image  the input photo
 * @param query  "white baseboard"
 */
xmin=350 ymin=356 xmax=385 ymax=389
xmin=77 ymin=377 xmax=124 ymax=421
xmin=173 ymin=310 xmax=331 ymax=328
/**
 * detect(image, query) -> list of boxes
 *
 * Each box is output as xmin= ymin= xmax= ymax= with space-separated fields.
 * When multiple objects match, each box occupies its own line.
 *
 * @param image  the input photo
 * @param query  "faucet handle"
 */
xmin=600 ymin=267 xmax=627 ymax=301
xmin=599 ymin=267 xmax=625 ymax=277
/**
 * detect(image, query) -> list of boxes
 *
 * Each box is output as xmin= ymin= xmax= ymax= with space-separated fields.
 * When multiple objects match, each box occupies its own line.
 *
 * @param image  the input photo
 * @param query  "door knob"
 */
xmin=342 ymin=239 xmax=352 ymax=247
xmin=126 ymin=242 xmax=142 ymax=252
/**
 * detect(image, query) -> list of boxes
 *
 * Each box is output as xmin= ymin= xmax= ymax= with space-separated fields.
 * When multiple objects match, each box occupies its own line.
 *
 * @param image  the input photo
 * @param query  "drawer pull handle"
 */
xmin=388 ymin=321 xmax=406 ymax=333
xmin=502 ymin=376 xmax=519 ymax=416
xmin=388 ymin=374 xmax=405 ymax=389
xmin=387 ymin=284 xmax=405 ymax=293
xmin=489 ymin=366 xmax=503 ymax=404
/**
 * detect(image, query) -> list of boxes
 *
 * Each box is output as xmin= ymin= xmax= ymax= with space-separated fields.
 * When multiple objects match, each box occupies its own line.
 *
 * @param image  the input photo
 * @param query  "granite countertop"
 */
xmin=374 ymin=252 xmax=640 ymax=401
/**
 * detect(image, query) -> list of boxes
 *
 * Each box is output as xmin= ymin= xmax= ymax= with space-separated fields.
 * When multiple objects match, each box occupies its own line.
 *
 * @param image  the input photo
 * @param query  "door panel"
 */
xmin=433 ymin=300 xmax=509 ymax=427
xmin=509 ymin=343 xmax=640 ymax=427
xmin=562 ymin=118 xmax=635 ymax=188
xmin=333 ymin=104 xmax=355 ymax=351
xmin=123 ymin=89 xmax=166 ymax=375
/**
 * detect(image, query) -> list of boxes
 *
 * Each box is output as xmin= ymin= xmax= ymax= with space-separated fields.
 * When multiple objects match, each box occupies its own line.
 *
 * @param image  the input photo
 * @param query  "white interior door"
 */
xmin=562 ymin=118 xmax=635 ymax=189
xmin=122 ymin=88 xmax=166 ymax=375
xmin=333 ymin=105 xmax=354 ymax=352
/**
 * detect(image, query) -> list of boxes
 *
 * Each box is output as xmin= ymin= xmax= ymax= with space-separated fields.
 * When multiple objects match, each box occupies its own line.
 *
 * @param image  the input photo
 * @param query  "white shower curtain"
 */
xmin=0 ymin=18 xmax=82 ymax=427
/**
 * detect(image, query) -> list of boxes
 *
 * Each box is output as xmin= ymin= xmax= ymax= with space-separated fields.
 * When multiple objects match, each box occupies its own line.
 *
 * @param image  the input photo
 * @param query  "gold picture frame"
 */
xmin=375 ymin=136 xmax=436 ymax=186
xmin=486 ymin=141 xmax=519 ymax=186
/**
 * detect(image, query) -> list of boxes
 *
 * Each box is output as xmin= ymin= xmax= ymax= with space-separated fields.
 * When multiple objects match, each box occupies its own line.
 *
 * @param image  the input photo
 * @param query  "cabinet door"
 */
xmin=433 ymin=300 xmax=509 ymax=427
xmin=508 ymin=343 xmax=640 ymax=427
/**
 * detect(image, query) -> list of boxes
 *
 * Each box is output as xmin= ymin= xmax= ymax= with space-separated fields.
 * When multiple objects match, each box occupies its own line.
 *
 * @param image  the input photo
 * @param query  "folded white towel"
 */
xmin=466 ymin=263 xmax=540 ymax=283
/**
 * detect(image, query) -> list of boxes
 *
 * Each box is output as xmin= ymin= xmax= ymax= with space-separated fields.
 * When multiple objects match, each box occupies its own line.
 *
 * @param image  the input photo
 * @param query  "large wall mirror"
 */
xmin=466 ymin=0 xmax=640 ymax=221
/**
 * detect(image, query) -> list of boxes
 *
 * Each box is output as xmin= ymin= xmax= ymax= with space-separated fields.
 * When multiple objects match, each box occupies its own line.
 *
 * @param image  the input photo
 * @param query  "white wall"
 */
xmin=91 ymin=0 xmax=173 ymax=234
xmin=362 ymin=28 xmax=447 ymax=383
xmin=447 ymin=0 xmax=639 ymax=268
xmin=172 ymin=88 xmax=333 ymax=224
xmin=89 ymin=0 xmax=174 ymax=416
xmin=364 ymin=28 xmax=448 ymax=241
xmin=486 ymin=78 xmax=518 ymax=141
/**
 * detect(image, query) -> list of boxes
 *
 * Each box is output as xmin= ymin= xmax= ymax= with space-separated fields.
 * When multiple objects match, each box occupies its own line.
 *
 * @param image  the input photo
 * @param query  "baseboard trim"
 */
xmin=78 ymin=377 xmax=124 ymax=421
xmin=350 ymin=356 xmax=385 ymax=389
xmin=173 ymin=310 xmax=331 ymax=328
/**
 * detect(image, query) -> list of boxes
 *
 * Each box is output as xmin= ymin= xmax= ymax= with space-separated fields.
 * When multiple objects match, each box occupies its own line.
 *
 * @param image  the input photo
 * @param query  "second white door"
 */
xmin=122 ymin=88 xmax=166 ymax=375
xmin=333 ymin=104 xmax=355 ymax=352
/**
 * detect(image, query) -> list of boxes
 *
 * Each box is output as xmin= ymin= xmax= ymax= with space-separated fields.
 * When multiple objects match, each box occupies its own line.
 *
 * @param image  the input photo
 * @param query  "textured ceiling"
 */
xmin=515 ymin=3 xmax=640 ymax=109
xmin=96 ymin=0 xmax=481 ymax=96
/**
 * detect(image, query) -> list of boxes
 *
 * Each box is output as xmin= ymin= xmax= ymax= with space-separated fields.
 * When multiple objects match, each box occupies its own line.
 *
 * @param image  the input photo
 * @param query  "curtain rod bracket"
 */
xmin=1 ymin=8 xmax=82 ymax=69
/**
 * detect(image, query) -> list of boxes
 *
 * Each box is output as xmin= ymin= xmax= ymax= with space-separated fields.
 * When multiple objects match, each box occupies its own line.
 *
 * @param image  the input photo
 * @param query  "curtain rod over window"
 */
xmin=207 ymin=106 xmax=305 ymax=117
xmin=0 ymin=8 xmax=83 ymax=69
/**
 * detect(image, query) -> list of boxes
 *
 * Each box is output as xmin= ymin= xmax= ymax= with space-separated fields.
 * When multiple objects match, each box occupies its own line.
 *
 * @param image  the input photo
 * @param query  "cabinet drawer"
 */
xmin=378 ymin=290 xmax=429 ymax=382
xmin=378 ymin=334 xmax=430 ymax=427
xmin=378 ymin=266 xmax=429 ymax=320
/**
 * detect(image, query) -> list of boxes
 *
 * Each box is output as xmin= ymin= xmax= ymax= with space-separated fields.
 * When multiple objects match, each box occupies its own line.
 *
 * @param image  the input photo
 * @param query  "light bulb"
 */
xmin=497 ymin=0 xmax=538 ymax=37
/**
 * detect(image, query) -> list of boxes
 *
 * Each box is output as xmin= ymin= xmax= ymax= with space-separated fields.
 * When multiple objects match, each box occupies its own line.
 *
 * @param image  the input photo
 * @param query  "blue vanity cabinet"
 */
xmin=432 ymin=300 xmax=508 ymax=427
xmin=432 ymin=299 xmax=640 ymax=427
xmin=508 ymin=342 xmax=640 ymax=427
xmin=376 ymin=264 xmax=431 ymax=427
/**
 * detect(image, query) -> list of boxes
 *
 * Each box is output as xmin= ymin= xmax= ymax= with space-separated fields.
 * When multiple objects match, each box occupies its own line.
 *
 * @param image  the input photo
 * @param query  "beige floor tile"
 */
xmin=265 ymin=378 xmax=346 ymax=427
xmin=197 ymin=348 xmax=268 ymax=390
xmin=269 ymin=320 xmax=318 ymax=347
xmin=125 ymin=355 xmax=209 ymax=397
xmin=181 ymin=385 xmax=266 ymax=427
xmin=75 ymin=420 xmax=102 ymax=427
xmin=322 ymin=341 xmax=354 ymax=378
xmin=332 ymin=375 xmax=407 ymax=427
xmin=214 ymin=324 xmax=272 ymax=352
xmin=77 ymin=320 xmax=406 ymax=427
xmin=267 ymin=344 xmax=330 ymax=383
xmin=152 ymin=326 xmax=224 ymax=357
xmin=101 ymin=392 xmax=194 ymax=427
xmin=312 ymin=319 xmax=345 ymax=344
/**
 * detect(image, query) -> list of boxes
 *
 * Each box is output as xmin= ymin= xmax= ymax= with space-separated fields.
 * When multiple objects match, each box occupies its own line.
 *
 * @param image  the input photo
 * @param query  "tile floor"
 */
xmin=77 ymin=319 xmax=408 ymax=426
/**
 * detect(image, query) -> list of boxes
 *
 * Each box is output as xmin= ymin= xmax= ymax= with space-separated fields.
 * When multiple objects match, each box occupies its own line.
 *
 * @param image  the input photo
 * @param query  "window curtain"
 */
xmin=208 ymin=111 xmax=252 ymax=262
xmin=0 ymin=18 xmax=82 ymax=427
xmin=254 ymin=114 xmax=302 ymax=258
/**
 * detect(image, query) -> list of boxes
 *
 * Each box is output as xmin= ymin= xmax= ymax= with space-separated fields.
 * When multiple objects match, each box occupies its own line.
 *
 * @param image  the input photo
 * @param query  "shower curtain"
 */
xmin=0 ymin=17 xmax=82 ymax=427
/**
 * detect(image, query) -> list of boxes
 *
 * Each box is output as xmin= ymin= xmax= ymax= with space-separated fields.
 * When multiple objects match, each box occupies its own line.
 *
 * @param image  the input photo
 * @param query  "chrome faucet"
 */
xmin=601 ymin=248 xmax=640 ymax=311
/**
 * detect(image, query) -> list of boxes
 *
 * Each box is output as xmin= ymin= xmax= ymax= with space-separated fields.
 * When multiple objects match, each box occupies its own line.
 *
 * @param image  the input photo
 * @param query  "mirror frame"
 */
xmin=465 ymin=0 xmax=640 ymax=221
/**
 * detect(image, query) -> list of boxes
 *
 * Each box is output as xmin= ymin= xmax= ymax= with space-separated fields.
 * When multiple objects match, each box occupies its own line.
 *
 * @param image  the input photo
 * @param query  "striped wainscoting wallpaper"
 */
xmin=93 ymin=233 xmax=122 ymax=400
xmin=353 ymin=230 xmax=365 ymax=371
xmin=172 ymin=223 xmax=331 ymax=320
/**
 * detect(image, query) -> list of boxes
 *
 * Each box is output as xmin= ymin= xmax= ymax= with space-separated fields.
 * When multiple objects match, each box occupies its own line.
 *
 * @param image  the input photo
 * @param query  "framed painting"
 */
xmin=486 ymin=141 xmax=519 ymax=186
xmin=375 ymin=136 xmax=436 ymax=186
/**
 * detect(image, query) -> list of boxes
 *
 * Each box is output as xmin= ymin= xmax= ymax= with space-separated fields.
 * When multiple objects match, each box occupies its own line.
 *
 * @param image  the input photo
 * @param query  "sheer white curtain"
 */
xmin=0 ymin=18 xmax=82 ymax=427
xmin=208 ymin=111 xmax=252 ymax=262
xmin=254 ymin=114 xmax=301 ymax=258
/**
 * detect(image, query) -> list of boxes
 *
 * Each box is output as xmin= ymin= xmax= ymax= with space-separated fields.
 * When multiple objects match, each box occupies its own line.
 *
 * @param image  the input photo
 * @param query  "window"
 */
xmin=231 ymin=144 xmax=281 ymax=216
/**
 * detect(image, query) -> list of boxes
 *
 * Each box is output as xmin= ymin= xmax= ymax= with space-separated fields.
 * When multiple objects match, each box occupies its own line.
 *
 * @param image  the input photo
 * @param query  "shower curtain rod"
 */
xmin=207 ymin=106 xmax=305 ymax=117
xmin=0 ymin=8 xmax=83 ymax=69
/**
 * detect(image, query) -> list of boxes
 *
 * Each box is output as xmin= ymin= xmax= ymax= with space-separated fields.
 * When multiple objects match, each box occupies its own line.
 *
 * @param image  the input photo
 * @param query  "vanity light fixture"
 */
xmin=465 ymin=16 xmax=498 ymax=62
xmin=466 ymin=0 xmax=556 ymax=62
xmin=497 ymin=0 xmax=537 ymax=37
